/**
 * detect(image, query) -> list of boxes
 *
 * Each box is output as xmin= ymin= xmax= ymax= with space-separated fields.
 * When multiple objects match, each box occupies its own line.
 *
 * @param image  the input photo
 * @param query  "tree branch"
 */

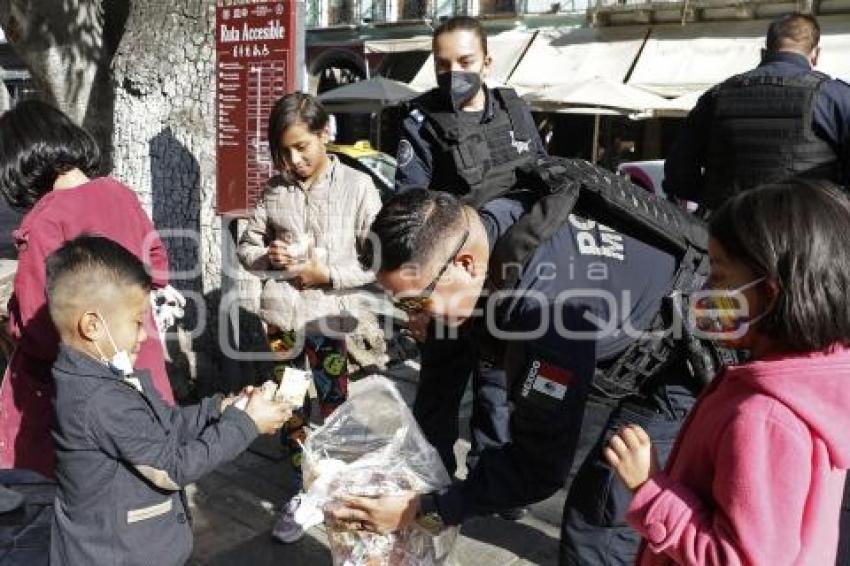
xmin=0 ymin=0 xmax=105 ymax=122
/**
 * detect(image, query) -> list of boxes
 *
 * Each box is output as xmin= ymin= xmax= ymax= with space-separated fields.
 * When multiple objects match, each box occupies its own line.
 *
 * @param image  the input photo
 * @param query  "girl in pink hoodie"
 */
xmin=605 ymin=179 xmax=850 ymax=566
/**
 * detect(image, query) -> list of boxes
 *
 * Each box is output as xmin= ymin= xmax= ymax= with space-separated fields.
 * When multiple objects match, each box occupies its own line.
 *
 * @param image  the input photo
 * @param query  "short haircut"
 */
xmin=0 ymin=99 xmax=102 ymax=210
xmin=46 ymin=235 xmax=152 ymax=328
xmin=766 ymin=13 xmax=820 ymax=54
xmin=709 ymin=179 xmax=850 ymax=352
xmin=433 ymin=16 xmax=488 ymax=56
xmin=363 ymin=189 xmax=466 ymax=272
xmin=267 ymin=92 xmax=329 ymax=171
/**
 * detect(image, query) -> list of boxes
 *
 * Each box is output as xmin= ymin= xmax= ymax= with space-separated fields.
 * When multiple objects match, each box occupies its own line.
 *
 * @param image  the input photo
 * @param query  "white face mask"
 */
xmin=93 ymin=314 xmax=134 ymax=376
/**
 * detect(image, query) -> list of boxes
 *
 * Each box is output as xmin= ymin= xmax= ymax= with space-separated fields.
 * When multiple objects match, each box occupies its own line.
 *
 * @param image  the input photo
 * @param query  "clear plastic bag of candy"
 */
xmin=302 ymin=376 xmax=458 ymax=565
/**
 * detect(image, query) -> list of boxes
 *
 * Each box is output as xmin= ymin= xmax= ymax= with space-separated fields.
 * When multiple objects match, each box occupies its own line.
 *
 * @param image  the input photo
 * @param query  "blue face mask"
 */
xmin=93 ymin=314 xmax=134 ymax=376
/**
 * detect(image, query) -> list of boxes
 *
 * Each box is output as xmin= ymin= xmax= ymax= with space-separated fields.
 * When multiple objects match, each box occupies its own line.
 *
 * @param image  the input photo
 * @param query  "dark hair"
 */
xmin=362 ymin=188 xmax=466 ymax=272
xmin=433 ymin=16 xmax=488 ymax=56
xmin=267 ymin=92 xmax=329 ymax=171
xmin=46 ymin=235 xmax=153 ymax=306
xmin=766 ymin=13 xmax=820 ymax=54
xmin=0 ymin=99 xmax=102 ymax=210
xmin=709 ymin=179 xmax=850 ymax=352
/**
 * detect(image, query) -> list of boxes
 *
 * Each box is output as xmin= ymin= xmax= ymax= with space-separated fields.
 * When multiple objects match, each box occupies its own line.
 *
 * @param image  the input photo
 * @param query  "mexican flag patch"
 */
xmin=521 ymin=358 xmax=574 ymax=401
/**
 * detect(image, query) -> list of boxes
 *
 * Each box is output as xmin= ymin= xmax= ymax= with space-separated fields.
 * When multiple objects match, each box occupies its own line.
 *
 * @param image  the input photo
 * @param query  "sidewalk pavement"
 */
xmin=187 ymin=360 xmax=565 ymax=565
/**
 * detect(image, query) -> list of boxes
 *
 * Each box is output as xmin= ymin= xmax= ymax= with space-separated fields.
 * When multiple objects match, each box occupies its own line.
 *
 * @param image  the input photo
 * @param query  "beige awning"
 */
xmin=507 ymin=25 xmax=648 ymax=88
xmin=410 ymin=29 xmax=536 ymax=91
xmin=628 ymin=20 xmax=764 ymax=98
xmin=523 ymin=77 xmax=672 ymax=116
xmin=629 ymin=15 xmax=850 ymax=98
xmin=652 ymin=89 xmax=709 ymax=118
xmin=364 ymin=36 xmax=432 ymax=54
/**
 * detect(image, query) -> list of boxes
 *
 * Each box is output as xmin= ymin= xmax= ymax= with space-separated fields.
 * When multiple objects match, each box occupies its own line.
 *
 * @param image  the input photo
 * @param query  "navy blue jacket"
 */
xmin=394 ymin=86 xmax=547 ymax=193
xmin=664 ymin=51 xmax=850 ymax=200
xmin=431 ymin=197 xmax=678 ymax=524
xmin=50 ymin=346 xmax=258 ymax=566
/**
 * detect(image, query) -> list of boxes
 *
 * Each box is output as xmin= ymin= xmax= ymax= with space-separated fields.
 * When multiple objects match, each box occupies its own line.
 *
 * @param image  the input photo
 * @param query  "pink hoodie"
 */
xmin=627 ymin=346 xmax=850 ymax=566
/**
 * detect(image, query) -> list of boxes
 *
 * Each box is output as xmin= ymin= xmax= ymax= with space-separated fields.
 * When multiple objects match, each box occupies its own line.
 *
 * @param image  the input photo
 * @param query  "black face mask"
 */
xmin=436 ymin=71 xmax=482 ymax=111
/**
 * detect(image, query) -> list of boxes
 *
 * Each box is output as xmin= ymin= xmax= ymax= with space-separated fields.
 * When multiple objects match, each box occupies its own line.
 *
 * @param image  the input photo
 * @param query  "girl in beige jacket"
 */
xmin=237 ymin=93 xmax=383 ymax=543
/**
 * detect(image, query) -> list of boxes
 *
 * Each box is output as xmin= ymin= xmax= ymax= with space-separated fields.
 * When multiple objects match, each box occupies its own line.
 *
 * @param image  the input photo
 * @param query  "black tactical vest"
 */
xmin=481 ymin=158 xmax=733 ymax=397
xmin=705 ymin=72 xmax=840 ymax=209
xmin=412 ymin=88 xmax=537 ymax=208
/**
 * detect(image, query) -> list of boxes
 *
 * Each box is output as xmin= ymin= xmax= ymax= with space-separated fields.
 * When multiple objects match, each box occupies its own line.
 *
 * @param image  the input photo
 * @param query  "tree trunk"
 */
xmin=0 ymin=1 xmax=101 ymax=121
xmin=0 ymin=0 xmax=227 ymax=395
xmin=110 ymin=0 xmax=223 ymax=396
xmin=0 ymin=0 xmax=128 ymax=158
xmin=1 ymin=0 xmax=275 ymax=395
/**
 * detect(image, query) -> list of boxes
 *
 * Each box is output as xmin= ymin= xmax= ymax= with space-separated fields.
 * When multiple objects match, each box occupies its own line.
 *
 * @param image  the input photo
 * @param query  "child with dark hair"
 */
xmin=47 ymin=235 xmax=290 ymax=566
xmin=237 ymin=91 xmax=384 ymax=543
xmin=0 ymin=100 xmax=176 ymax=477
xmin=606 ymin=179 xmax=850 ymax=565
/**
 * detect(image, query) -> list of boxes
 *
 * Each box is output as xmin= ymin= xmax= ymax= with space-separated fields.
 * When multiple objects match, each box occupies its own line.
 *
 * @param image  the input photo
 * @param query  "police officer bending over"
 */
xmin=394 ymin=17 xmax=547 ymax=519
xmin=664 ymin=12 xmax=850 ymax=209
xmin=328 ymin=182 xmax=705 ymax=564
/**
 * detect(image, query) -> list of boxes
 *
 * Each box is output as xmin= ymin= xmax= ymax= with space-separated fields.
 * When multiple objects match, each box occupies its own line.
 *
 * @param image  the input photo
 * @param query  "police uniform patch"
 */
xmin=397 ymin=139 xmax=415 ymax=168
xmin=521 ymin=358 xmax=574 ymax=402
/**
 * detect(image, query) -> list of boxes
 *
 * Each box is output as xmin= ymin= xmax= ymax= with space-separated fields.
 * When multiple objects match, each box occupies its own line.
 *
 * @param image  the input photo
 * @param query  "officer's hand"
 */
xmin=268 ymin=240 xmax=295 ymax=269
xmin=324 ymin=492 xmax=420 ymax=534
xmin=406 ymin=311 xmax=431 ymax=342
xmin=243 ymin=392 xmax=291 ymax=435
xmin=604 ymin=424 xmax=659 ymax=492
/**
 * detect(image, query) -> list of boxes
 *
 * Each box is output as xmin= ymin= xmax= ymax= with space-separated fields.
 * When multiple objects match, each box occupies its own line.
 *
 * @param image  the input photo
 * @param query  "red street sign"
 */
xmin=215 ymin=1 xmax=297 ymax=216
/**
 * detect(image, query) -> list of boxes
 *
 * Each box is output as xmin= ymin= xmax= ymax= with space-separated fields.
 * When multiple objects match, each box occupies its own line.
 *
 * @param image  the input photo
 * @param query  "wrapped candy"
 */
xmin=302 ymin=376 xmax=458 ymax=566
xmin=233 ymin=368 xmax=312 ymax=411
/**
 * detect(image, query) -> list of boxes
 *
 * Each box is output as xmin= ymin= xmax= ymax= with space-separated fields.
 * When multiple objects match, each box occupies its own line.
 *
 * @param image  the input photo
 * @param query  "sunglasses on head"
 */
xmin=393 ymin=224 xmax=470 ymax=315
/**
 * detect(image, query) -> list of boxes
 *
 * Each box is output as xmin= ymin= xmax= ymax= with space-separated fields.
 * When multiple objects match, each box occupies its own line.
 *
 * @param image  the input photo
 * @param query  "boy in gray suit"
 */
xmin=46 ymin=235 xmax=290 ymax=566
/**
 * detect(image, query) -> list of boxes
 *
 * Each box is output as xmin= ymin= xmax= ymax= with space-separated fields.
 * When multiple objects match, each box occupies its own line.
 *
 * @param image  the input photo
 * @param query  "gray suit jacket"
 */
xmin=50 ymin=346 xmax=258 ymax=566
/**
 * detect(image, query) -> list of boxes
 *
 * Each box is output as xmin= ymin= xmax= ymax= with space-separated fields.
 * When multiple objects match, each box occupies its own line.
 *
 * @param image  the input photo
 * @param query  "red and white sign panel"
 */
xmin=215 ymin=1 xmax=297 ymax=215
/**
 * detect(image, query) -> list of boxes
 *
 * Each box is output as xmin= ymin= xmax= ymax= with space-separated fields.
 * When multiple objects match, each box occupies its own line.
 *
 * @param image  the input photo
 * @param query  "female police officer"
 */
xmin=393 ymin=16 xmax=547 ymax=519
xmin=395 ymin=16 xmax=546 ymax=201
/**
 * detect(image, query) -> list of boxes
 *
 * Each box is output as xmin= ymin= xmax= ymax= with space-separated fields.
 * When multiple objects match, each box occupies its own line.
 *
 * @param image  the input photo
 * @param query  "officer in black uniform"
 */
xmin=395 ymin=17 xmax=546 ymax=199
xmin=329 ymin=184 xmax=703 ymax=565
xmin=664 ymin=12 xmax=850 ymax=209
xmin=393 ymin=16 xmax=547 ymax=503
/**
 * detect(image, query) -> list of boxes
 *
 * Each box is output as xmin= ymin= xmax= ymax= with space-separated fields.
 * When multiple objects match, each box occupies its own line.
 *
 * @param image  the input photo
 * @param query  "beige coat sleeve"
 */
xmin=237 ymin=193 xmax=273 ymax=274
xmin=328 ymin=179 xmax=382 ymax=290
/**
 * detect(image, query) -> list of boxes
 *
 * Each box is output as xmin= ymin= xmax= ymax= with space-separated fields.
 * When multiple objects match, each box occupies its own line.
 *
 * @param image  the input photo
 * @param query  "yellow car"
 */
xmin=327 ymin=141 xmax=397 ymax=201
